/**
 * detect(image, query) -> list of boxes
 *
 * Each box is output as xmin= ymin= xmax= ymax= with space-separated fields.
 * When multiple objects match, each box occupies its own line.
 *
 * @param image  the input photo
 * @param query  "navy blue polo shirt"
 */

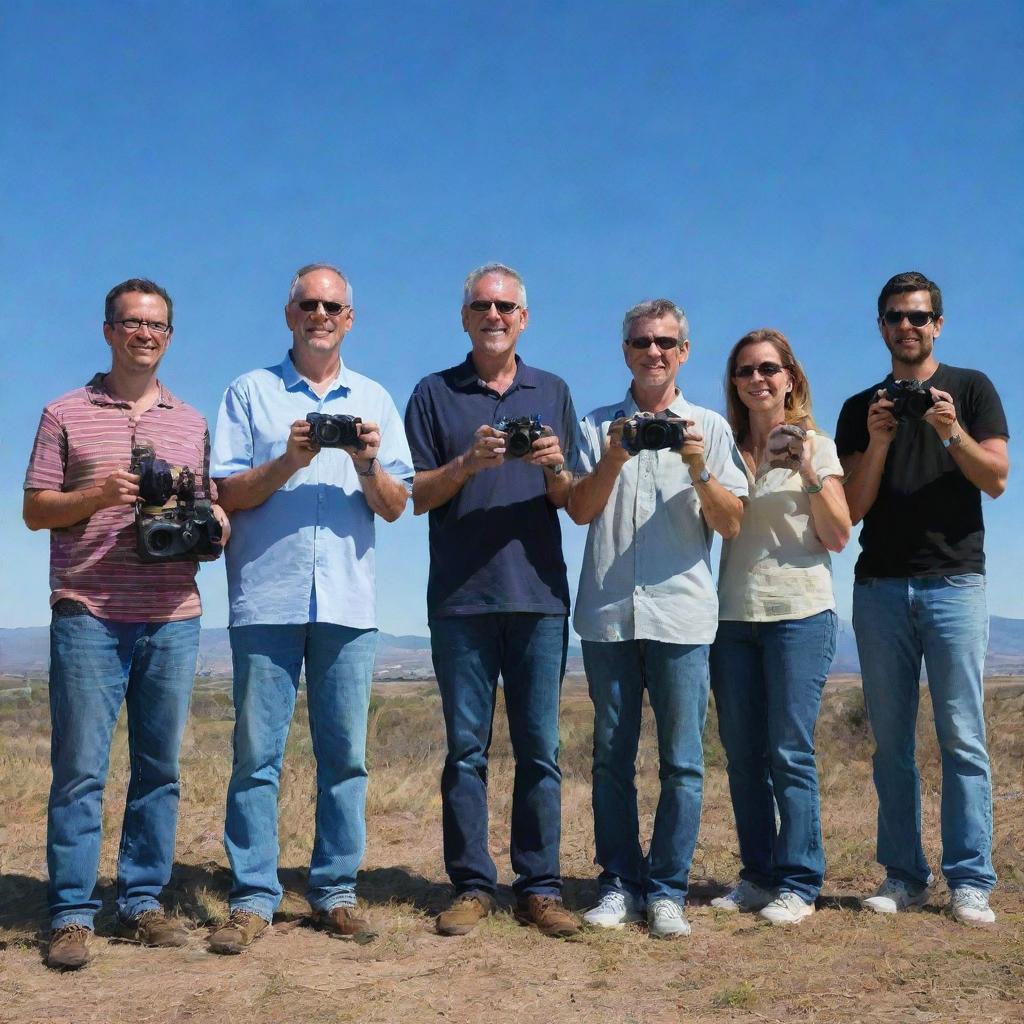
xmin=405 ymin=353 xmax=580 ymax=619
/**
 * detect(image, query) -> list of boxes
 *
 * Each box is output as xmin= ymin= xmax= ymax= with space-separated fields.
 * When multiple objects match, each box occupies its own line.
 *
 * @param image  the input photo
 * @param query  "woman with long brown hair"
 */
xmin=709 ymin=328 xmax=851 ymax=925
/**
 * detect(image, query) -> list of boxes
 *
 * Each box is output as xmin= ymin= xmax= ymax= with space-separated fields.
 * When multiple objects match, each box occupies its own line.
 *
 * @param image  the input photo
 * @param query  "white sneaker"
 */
xmin=861 ymin=877 xmax=932 ymax=914
xmin=949 ymin=887 xmax=996 ymax=926
xmin=758 ymin=891 xmax=815 ymax=926
xmin=582 ymin=890 xmax=644 ymax=929
xmin=646 ymin=898 xmax=691 ymax=939
xmin=710 ymin=880 xmax=774 ymax=913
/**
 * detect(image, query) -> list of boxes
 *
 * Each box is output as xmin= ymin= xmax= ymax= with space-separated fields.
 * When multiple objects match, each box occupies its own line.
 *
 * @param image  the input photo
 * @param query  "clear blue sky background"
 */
xmin=3 ymin=1 xmax=1021 ymax=634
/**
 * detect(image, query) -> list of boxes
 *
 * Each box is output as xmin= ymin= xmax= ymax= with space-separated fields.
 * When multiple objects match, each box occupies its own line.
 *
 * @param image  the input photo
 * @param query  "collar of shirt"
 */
xmin=85 ymin=372 xmax=178 ymax=409
xmin=278 ymin=351 xmax=352 ymax=398
xmin=613 ymin=386 xmax=692 ymax=421
xmin=451 ymin=352 xmax=541 ymax=394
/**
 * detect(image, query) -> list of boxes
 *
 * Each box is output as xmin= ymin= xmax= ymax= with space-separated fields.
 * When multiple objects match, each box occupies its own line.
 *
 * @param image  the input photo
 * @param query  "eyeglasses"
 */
xmin=108 ymin=318 xmax=171 ymax=335
xmin=734 ymin=361 xmax=787 ymax=379
xmin=467 ymin=299 xmax=520 ymax=314
xmin=296 ymin=299 xmax=350 ymax=315
xmin=625 ymin=335 xmax=680 ymax=351
xmin=881 ymin=310 xmax=938 ymax=327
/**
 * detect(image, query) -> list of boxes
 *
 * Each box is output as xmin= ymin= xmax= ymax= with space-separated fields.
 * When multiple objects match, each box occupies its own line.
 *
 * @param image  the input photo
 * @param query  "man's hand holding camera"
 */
xmin=461 ymin=424 xmax=507 ymax=476
xmin=95 ymin=468 xmax=142 ymax=510
xmin=922 ymin=387 xmax=958 ymax=442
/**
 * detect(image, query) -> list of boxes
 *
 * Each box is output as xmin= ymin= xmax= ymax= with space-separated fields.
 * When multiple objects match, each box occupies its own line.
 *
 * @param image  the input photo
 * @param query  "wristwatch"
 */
xmin=693 ymin=467 xmax=711 ymax=485
xmin=942 ymin=433 xmax=963 ymax=449
xmin=357 ymin=456 xmax=378 ymax=477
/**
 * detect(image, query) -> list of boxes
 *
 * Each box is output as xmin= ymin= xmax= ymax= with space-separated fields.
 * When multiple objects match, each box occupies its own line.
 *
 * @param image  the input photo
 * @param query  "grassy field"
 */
xmin=1 ymin=673 xmax=1022 ymax=1024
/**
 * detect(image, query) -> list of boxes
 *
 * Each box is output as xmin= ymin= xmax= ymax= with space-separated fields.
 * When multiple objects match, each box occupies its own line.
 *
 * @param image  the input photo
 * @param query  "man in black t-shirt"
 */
xmin=836 ymin=271 xmax=1009 ymax=926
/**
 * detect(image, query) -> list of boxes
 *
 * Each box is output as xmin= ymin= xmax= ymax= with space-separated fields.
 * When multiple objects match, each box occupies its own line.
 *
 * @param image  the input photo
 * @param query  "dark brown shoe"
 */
xmin=116 ymin=909 xmax=189 ymax=947
xmin=208 ymin=910 xmax=269 ymax=954
xmin=435 ymin=892 xmax=496 ymax=936
xmin=514 ymin=895 xmax=579 ymax=938
xmin=311 ymin=906 xmax=377 ymax=942
xmin=47 ymin=924 xmax=93 ymax=970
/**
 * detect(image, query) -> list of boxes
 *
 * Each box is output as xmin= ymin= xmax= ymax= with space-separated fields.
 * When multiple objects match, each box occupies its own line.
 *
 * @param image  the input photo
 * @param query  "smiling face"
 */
xmin=285 ymin=268 xmax=354 ymax=358
xmin=461 ymin=272 xmax=529 ymax=359
xmin=878 ymin=289 xmax=943 ymax=370
xmin=102 ymin=291 xmax=173 ymax=375
xmin=622 ymin=313 xmax=688 ymax=390
xmin=732 ymin=340 xmax=792 ymax=417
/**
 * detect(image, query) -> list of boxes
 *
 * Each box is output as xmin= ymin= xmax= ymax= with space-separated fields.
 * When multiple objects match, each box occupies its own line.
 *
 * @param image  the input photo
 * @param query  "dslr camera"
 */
xmin=621 ymin=412 xmax=692 ymax=455
xmin=131 ymin=444 xmax=223 ymax=563
xmin=882 ymin=379 xmax=934 ymax=421
xmin=496 ymin=415 xmax=545 ymax=458
xmin=306 ymin=412 xmax=366 ymax=449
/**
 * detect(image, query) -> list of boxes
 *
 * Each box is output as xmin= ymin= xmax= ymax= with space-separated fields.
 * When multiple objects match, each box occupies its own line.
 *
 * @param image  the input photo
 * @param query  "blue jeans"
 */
xmin=853 ymin=575 xmax=995 ymax=892
xmin=583 ymin=639 xmax=709 ymax=905
xmin=430 ymin=614 xmax=567 ymax=897
xmin=709 ymin=611 xmax=837 ymax=902
xmin=47 ymin=610 xmax=200 ymax=930
xmin=224 ymin=623 xmax=377 ymax=920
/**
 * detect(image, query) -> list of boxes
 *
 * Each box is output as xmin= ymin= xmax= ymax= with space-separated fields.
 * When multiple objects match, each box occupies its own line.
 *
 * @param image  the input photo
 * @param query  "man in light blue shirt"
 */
xmin=567 ymin=299 xmax=747 ymax=939
xmin=208 ymin=263 xmax=412 ymax=953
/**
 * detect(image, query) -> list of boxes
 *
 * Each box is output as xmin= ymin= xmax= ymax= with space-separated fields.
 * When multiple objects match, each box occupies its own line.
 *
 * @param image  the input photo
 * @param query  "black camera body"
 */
xmin=883 ymin=379 xmax=934 ymax=421
xmin=306 ymin=412 xmax=365 ymax=449
xmin=496 ymin=415 xmax=544 ymax=458
xmin=131 ymin=445 xmax=222 ymax=563
xmin=621 ymin=412 xmax=691 ymax=455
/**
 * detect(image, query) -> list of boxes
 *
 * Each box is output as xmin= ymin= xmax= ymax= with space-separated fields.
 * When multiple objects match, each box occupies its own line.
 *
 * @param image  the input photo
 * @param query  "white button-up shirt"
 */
xmin=211 ymin=353 xmax=414 ymax=629
xmin=573 ymin=390 xmax=748 ymax=645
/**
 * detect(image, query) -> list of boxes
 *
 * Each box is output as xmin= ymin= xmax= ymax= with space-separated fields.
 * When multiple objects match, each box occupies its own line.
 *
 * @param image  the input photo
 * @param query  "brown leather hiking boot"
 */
xmin=311 ymin=906 xmax=376 ymax=941
xmin=435 ymin=892 xmax=496 ymax=936
xmin=116 ymin=909 xmax=189 ymax=947
xmin=47 ymin=924 xmax=93 ymax=970
xmin=514 ymin=895 xmax=579 ymax=937
xmin=208 ymin=910 xmax=270 ymax=954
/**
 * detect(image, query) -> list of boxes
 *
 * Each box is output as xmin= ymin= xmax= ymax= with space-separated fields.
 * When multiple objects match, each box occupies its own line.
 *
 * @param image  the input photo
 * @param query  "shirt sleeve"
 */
xmin=963 ymin=371 xmax=1009 ymax=443
xmin=810 ymin=434 xmax=844 ymax=480
xmin=403 ymin=380 xmax=442 ymax=473
xmin=211 ymin=382 xmax=255 ymax=478
xmin=576 ymin=412 xmax=603 ymax=476
xmin=375 ymin=389 xmax=415 ymax=485
xmin=24 ymin=405 xmax=67 ymax=492
xmin=556 ymin=382 xmax=584 ymax=476
xmin=835 ymin=393 xmax=869 ymax=457
xmin=703 ymin=412 xmax=749 ymax=498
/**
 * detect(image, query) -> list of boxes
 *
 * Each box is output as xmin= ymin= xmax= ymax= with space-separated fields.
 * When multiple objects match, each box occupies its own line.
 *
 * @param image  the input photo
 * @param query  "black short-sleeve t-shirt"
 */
xmin=835 ymin=363 xmax=1008 ymax=580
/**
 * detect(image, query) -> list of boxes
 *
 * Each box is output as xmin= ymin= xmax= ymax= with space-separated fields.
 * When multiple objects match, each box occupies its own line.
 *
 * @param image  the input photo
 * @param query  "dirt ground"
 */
xmin=1 ymin=675 xmax=1022 ymax=1024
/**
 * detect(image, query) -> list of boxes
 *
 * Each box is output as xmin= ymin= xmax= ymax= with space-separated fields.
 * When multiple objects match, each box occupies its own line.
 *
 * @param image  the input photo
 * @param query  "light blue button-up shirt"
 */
xmin=572 ymin=389 xmax=748 ymax=645
xmin=211 ymin=353 xmax=414 ymax=629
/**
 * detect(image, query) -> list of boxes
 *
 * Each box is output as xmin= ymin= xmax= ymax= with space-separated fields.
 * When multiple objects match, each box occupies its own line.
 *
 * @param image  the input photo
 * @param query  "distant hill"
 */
xmin=3 ymin=617 xmax=1023 ymax=678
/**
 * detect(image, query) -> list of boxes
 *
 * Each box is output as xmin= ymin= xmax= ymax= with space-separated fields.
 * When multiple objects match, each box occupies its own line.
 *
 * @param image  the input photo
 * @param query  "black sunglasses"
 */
xmin=467 ymin=299 xmax=520 ymax=314
xmin=625 ymin=335 xmax=680 ymax=350
xmin=881 ymin=310 xmax=938 ymax=327
xmin=734 ymin=361 xmax=787 ymax=379
xmin=297 ymin=299 xmax=350 ymax=315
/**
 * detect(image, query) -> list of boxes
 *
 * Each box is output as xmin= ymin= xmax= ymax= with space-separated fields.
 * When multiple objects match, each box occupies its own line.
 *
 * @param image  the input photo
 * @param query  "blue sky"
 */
xmin=3 ymin=1 xmax=1021 ymax=633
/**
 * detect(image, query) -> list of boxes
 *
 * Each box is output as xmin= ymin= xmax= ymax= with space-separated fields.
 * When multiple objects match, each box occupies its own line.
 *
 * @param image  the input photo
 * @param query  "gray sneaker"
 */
xmin=582 ymin=890 xmax=644 ymax=929
xmin=861 ymin=877 xmax=931 ymax=914
xmin=647 ymin=898 xmax=691 ymax=939
xmin=949 ymin=887 xmax=995 ymax=926
xmin=710 ymin=880 xmax=774 ymax=913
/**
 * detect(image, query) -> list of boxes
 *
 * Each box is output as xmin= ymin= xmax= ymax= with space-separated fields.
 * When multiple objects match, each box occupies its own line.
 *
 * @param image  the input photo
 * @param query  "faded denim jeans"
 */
xmin=853 ymin=574 xmax=995 ymax=892
xmin=47 ymin=609 xmax=200 ymax=930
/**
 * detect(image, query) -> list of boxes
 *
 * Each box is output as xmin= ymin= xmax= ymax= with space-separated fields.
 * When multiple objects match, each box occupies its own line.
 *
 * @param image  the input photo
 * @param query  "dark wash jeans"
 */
xmin=430 ymin=613 xmax=568 ymax=897
xmin=709 ymin=610 xmax=837 ymax=902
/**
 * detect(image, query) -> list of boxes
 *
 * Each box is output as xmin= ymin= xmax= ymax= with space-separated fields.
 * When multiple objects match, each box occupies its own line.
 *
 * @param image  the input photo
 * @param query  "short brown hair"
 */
xmin=877 ymin=271 xmax=942 ymax=318
xmin=104 ymin=278 xmax=173 ymax=326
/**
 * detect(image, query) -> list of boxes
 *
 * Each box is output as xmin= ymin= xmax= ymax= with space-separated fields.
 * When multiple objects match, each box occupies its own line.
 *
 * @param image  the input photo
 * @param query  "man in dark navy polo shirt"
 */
xmin=404 ymin=262 xmax=580 ymax=938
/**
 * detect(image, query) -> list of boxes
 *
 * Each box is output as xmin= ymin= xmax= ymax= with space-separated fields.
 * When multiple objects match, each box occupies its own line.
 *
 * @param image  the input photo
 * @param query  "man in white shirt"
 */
xmin=568 ymin=298 xmax=747 ymax=938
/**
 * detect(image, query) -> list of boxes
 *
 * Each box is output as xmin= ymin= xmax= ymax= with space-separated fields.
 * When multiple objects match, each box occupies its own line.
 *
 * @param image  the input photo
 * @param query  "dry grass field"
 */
xmin=1 ymin=673 xmax=1022 ymax=1024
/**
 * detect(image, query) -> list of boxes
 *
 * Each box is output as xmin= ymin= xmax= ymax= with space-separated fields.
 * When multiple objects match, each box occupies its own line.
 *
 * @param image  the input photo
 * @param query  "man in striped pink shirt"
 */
xmin=23 ymin=278 xmax=229 ymax=970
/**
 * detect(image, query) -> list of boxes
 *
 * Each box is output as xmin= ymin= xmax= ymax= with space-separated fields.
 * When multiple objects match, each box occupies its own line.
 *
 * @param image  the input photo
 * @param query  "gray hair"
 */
xmin=621 ymin=298 xmax=689 ymax=345
xmin=288 ymin=263 xmax=354 ymax=305
xmin=462 ymin=262 xmax=528 ymax=307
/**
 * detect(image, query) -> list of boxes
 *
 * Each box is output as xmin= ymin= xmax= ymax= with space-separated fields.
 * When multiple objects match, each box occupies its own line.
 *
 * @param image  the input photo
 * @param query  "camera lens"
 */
xmin=319 ymin=421 xmax=342 ymax=444
xmin=642 ymin=422 xmax=670 ymax=446
xmin=148 ymin=528 xmax=174 ymax=553
xmin=506 ymin=432 xmax=533 ymax=457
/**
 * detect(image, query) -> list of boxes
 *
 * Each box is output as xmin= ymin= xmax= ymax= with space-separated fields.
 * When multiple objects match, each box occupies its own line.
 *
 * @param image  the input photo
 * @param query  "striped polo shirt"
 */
xmin=24 ymin=373 xmax=213 ymax=622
